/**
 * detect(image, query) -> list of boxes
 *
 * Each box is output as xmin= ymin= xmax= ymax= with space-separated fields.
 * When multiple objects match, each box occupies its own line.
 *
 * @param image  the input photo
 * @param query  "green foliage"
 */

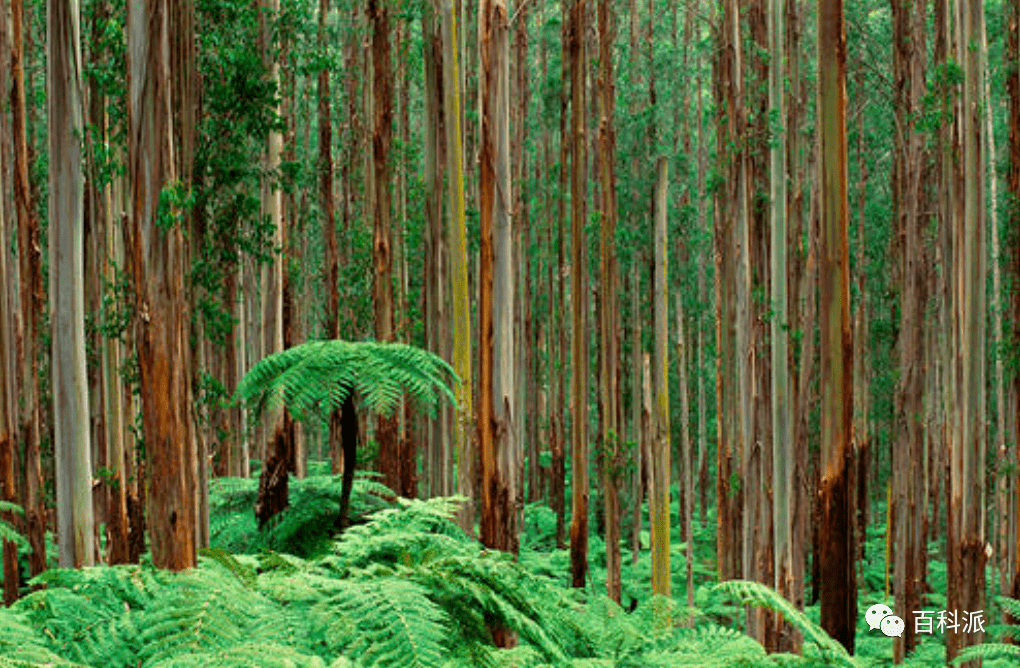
xmin=209 ymin=472 xmax=393 ymax=556
xmin=711 ymin=580 xmax=856 ymax=668
xmin=234 ymin=339 xmax=458 ymax=423
xmin=0 ymin=501 xmax=28 ymax=551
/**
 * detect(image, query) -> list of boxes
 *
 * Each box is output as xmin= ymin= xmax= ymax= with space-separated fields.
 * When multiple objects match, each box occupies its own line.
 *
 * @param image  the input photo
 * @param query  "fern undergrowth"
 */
xmin=2 ymin=475 xmax=1017 ymax=667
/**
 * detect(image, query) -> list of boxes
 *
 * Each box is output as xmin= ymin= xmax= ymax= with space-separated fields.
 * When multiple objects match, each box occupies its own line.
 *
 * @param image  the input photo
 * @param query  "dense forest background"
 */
xmin=0 ymin=0 xmax=1019 ymax=665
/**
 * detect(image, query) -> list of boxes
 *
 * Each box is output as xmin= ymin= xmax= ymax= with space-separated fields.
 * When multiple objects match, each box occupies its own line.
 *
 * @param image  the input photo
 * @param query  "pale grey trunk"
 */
xmin=49 ymin=0 xmax=95 ymax=568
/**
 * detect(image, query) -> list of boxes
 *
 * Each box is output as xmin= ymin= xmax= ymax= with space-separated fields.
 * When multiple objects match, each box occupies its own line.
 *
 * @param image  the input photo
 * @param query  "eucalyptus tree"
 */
xmin=440 ymin=0 xmax=475 ymax=533
xmin=1006 ymin=0 xmax=1020 ymax=609
xmin=947 ymin=0 xmax=987 ymax=664
xmin=127 ymin=0 xmax=196 ymax=571
xmin=890 ymin=0 xmax=928 ymax=659
xmin=366 ymin=0 xmax=401 ymax=498
xmin=0 ymin=136 xmax=17 ymax=604
xmin=255 ymin=0 xmax=291 ymax=528
xmin=817 ymin=0 xmax=856 ymax=651
xmin=12 ymin=0 xmax=46 ymax=580
xmin=650 ymin=158 xmax=670 ymax=602
xmin=769 ymin=0 xmax=794 ymax=649
xmin=478 ymin=0 xmax=518 ymax=566
xmin=568 ymin=0 xmax=589 ymax=590
xmin=597 ymin=0 xmax=621 ymax=604
xmin=49 ymin=0 xmax=95 ymax=568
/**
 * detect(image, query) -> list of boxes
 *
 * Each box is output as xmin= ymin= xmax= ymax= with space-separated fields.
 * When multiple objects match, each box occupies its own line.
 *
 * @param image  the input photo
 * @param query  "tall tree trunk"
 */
xmin=715 ymin=0 xmax=749 ymax=586
xmin=817 ymin=0 xmax=856 ymax=651
xmin=630 ymin=264 xmax=644 ymax=565
xmin=423 ymin=0 xmax=443 ymax=496
xmin=1006 ymin=0 xmax=1020 ymax=614
xmin=478 ymin=0 xmax=516 ymax=558
xmin=568 ymin=0 xmax=589 ymax=590
xmin=440 ymin=0 xmax=475 ymax=530
xmin=127 ymin=0 xmax=197 ymax=571
xmin=890 ymin=0 xmax=927 ymax=659
xmin=254 ymin=0 xmax=292 ymax=527
xmin=650 ymin=158 xmax=671 ymax=603
xmin=786 ymin=0 xmax=808 ymax=649
xmin=12 ymin=0 xmax=46 ymax=580
xmin=947 ymin=1 xmax=987 ymax=664
xmin=676 ymin=293 xmax=693 ymax=612
xmin=984 ymin=3 xmax=1009 ymax=597
xmin=49 ymin=0 xmax=95 ymax=568
xmin=553 ymin=0 xmax=571 ymax=551
xmin=321 ymin=0 xmax=344 ymax=479
xmin=0 ymin=109 xmax=19 ymax=604
xmin=369 ymin=0 xmax=399 ymax=496
xmin=769 ymin=0 xmax=794 ymax=649
xmin=597 ymin=0 xmax=620 ymax=604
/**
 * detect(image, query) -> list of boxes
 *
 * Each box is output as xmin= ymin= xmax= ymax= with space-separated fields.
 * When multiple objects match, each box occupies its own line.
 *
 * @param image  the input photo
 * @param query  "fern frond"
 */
xmin=711 ymin=580 xmax=856 ymax=668
xmin=0 ymin=607 xmax=86 ymax=667
xmin=15 ymin=567 xmax=157 ymax=667
xmin=198 ymin=548 xmax=258 ymax=589
xmin=135 ymin=567 xmax=276 ymax=665
xmin=234 ymin=339 xmax=458 ymax=423
xmin=143 ymin=641 xmax=328 ymax=668
xmin=310 ymin=575 xmax=450 ymax=668
xmin=0 ymin=500 xmax=28 ymax=551
xmin=409 ymin=553 xmax=568 ymax=663
xmin=996 ymin=595 xmax=1020 ymax=622
xmin=951 ymin=642 xmax=1020 ymax=665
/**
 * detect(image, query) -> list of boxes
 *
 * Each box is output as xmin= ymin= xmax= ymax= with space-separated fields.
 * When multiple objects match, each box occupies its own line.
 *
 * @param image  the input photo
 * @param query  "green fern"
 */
xmin=234 ymin=339 xmax=458 ymax=422
xmin=0 ymin=500 xmax=28 ymax=551
xmin=951 ymin=642 xmax=1020 ymax=666
xmin=711 ymin=580 xmax=857 ymax=668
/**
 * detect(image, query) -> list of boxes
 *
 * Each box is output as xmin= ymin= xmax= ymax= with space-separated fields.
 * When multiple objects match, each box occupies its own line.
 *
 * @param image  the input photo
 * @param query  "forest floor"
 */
xmin=0 ymin=462 xmax=1016 ymax=667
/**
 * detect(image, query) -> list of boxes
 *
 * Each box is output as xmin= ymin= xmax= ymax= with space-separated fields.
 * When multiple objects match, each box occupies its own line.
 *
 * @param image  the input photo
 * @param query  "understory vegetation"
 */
xmin=0 ymin=467 xmax=1017 ymax=667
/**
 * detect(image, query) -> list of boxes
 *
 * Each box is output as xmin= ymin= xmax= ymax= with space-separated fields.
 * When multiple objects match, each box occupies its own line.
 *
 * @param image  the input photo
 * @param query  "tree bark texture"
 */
xmin=650 ymin=157 xmax=671 ymax=602
xmin=49 ymin=0 xmax=95 ymax=568
xmin=568 ymin=0 xmax=589 ymax=590
xmin=478 ymin=0 xmax=517 ymax=558
xmin=127 ymin=0 xmax=197 ymax=571
xmin=817 ymin=0 xmax=856 ymax=651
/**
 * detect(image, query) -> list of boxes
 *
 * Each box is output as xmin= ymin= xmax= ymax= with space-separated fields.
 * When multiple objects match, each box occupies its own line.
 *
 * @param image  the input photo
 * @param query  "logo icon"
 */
xmin=881 ymin=614 xmax=905 ymax=638
xmin=865 ymin=602 xmax=904 ymax=638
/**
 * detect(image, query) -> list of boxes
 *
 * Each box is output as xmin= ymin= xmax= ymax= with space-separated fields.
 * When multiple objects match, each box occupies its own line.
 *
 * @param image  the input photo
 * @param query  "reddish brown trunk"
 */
xmin=368 ymin=0 xmax=399 ymax=496
xmin=817 ymin=0 xmax=856 ymax=651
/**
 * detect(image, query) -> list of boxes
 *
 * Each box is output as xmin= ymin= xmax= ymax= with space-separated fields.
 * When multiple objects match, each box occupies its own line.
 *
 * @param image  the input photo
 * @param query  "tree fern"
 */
xmin=234 ymin=339 xmax=458 ymax=422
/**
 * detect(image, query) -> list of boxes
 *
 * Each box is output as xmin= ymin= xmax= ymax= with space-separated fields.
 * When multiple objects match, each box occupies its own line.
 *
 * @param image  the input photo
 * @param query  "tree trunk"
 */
xmin=321 ymin=0 xmax=343 ymax=480
xmin=1006 ymin=0 xmax=1020 ymax=617
xmin=676 ymin=294 xmax=693 ymax=612
xmin=597 ymin=0 xmax=620 ymax=605
xmin=817 ymin=0 xmax=856 ymax=651
xmin=947 ymin=1 xmax=987 ymax=664
xmin=0 ymin=111 xmax=19 ymax=604
xmin=890 ymin=0 xmax=927 ymax=659
xmin=12 ymin=0 xmax=46 ymax=580
xmin=650 ymin=158 xmax=671 ymax=603
xmin=769 ymin=0 xmax=794 ymax=649
xmin=478 ymin=0 xmax=516 ymax=560
xmin=254 ymin=0 xmax=292 ymax=527
xmin=49 ymin=0 xmax=95 ymax=568
xmin=630 ymin=264 xmax=644 ymax=565
xmin=367 ymin=0 xmax=399 ymax=497
xmin=127 ymin=0 xmax=197 ymax=571
xmin=568 ymin=0 xmax=589 ymax=590
xmin=439 ymin=0 xmax=474 ymax=528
